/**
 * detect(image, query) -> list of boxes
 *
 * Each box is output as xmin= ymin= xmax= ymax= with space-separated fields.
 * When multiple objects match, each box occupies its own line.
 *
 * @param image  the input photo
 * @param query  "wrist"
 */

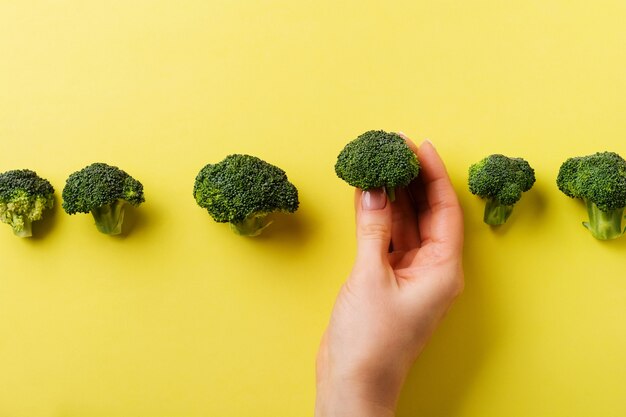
xmin=315 ymin=385 xmax=397 ymax=417
xmin=315 ymin=365 xmax=405 ymax=417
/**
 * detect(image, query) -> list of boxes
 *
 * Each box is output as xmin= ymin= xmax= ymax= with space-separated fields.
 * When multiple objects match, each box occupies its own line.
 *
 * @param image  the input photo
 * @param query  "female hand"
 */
xmin=315 ymin=136 xmax=465 ymax=417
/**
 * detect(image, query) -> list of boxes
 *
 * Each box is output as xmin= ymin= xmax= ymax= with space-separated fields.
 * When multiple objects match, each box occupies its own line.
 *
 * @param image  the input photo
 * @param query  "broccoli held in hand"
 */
xmin=557 ymin=152 xmax=626 ymax=240
xmin=468 ymin=154 xmax=536 ymax=226
xmin=62 ymin=163 xmax=145 ymax=235
xmin=193 ymin=154 xmax=299 ymax=236
xmin=0 ymin=169 xmax=55 ymax=237
xmin=335 ymin=130 xmax=420 ymax=201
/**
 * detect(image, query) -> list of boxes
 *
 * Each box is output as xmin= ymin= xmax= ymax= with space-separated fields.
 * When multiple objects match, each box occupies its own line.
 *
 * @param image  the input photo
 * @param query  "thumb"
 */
xmin=354 ymin=188 xmax=392 ymax=266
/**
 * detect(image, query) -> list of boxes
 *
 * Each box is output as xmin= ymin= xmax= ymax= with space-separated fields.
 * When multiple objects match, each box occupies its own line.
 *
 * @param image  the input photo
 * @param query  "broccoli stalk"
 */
xmin=91 ymin=200 xmax=126 ymax=235
xmin=483 ymin=198 xmax=514 ymax=226
xmin=583 ymin=200 xmax=624 ymax=240
xmin=231 ymin=212 xmax=273 ymax=236
xmin=335 ymin=130 xmax=420 ymax=202
xmin=194 ymin=154 xmax=299 ymax=237
xmin=11 ymin=212 xmax=34 ymax=238
xmin=557 ymin=152 xmax=626 ymax=240
xmin=0 ymin=170 xmax=55 ymax=238
xmin=62 ymin=163 xmax=144 ymax=235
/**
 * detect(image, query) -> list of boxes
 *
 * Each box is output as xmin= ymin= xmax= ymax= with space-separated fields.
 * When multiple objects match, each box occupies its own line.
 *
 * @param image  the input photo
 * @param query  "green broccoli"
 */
xmin=335 ymin=130 xmax=420 ymax=201
xmin=557 ymin=151 xmax=626 ymax=240
xmin=62 ymin=163 xmax=145 ymax=235
xmin=194 ymin=154 xmax=299 ymax=236
xmin=0 ymin=169 xmax=55 ymax=237
xmin=468 ymin=154 xmax=536 ymax=226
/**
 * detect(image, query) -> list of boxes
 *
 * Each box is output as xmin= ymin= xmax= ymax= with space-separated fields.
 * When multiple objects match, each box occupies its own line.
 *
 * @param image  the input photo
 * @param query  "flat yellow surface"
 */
xmin=1 ymin=1 xmax=625 ymax=416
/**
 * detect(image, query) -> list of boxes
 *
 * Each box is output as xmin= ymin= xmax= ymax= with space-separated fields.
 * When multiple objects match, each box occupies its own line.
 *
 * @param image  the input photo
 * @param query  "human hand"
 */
xmin=315 ymin=136 xmax=464 ymax=417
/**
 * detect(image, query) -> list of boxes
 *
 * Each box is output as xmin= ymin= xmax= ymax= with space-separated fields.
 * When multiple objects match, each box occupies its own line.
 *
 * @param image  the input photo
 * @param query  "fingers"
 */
xmin=398 ymin=131 xmax=419 ymax=154
xmin=390 ymin=187 xmax=421 ymax=252
xmin=413 ymin=141 xmax=464 ymax=255
xmin=389 ymin=133 xmax=422 ymax=252
xmin=353 ymin=188 xmax=392 ymax=266
xmin=351 ymin=134 xmax=463 ymax=270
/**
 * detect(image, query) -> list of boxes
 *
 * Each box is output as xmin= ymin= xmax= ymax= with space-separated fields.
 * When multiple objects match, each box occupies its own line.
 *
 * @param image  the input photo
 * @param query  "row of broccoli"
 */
xmin=469 ymin=151 xmax=626 ymax=240
xmin=340 ymin=131 xmax=625 ymax=241
xmin=1 ymin=130 xmax=625 ymax=240
xmin=0 ymin=164 xmax=146 ymax=237
xmin=0 ymin=155 xmax=299 ymax=237
xmin=0 ymin=157 xmax=299 ymax=238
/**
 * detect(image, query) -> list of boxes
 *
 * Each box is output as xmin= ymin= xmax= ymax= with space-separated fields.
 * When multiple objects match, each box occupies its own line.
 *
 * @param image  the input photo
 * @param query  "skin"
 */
xmin=315 ymin=136 xmax=465 ymax=417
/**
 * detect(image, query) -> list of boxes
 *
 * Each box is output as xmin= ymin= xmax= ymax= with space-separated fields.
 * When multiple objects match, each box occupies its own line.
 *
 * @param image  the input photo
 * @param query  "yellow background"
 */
xmin=1 ymin=1 xmax=625 ymax=416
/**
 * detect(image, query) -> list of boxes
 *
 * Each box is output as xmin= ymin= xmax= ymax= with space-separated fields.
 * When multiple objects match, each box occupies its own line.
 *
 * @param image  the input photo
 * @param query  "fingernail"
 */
xmin=397 ymin=131 xmax=408 ymax=139
xmin=423 ymin=138 xmax=434 ymax=147
xmin=362 ymin=188 xmax=387 ymax=210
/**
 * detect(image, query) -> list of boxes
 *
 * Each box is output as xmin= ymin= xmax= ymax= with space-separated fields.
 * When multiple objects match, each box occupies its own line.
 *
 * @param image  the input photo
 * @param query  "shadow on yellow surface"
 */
xmin=397 ymin=231 xmax=493 ymax=416
xmin=28 ymin=194 xmax=60 ymax=241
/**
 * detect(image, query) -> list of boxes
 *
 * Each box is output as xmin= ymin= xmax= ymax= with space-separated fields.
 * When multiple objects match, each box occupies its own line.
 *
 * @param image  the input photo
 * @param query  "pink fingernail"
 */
xmin=362 ymin=189 xmax=387 ymax=210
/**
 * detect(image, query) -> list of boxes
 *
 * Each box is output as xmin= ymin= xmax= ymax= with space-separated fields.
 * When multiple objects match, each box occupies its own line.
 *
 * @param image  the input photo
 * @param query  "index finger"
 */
xmin=413 ymin=140 xmax=464 ymax=255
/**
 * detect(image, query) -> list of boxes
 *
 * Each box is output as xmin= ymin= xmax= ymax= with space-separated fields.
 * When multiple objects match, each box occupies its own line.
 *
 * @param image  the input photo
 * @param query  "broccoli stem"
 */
xmin=12 ymin=214 xmax=32 ymax=238
xmin=231 ymin=213 xmax=273 ymax=237
xmin=483 ymin=198 xmax=514 ymax=226
xmin=582 ymin=200 xmax=625 ymax=240
xmin=385 ymin=187 xmax=396 ymax=202
xmin=91 ymin=200 xmax=126 ymax=235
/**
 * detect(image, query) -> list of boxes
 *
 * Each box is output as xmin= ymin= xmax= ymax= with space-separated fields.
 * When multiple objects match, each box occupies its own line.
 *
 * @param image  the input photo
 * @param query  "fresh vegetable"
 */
xmin=0 ymin=169 xmax=55 ymax=237
xmin=193 ymin=154 xmax=299 ymax=236
xmin=468 ymin=154 xmax=536 ymax=226
xmin=557 ymin=151 xmax=626 ymax=240
xmin=335 ymin=130 xmax=420 ymax=201
xmin=62 ymin=163 xmax=145 ymax=235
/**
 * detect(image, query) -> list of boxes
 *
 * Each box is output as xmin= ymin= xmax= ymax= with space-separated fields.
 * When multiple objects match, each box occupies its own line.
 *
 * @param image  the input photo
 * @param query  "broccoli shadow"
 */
xmin=523 ymin=185 xmax=548 ymax=219
xmin=490 ymin=186 xmax=547 ymax=236
xmin=603 ymin=234 xmax=626 ymax=249
xmin=396 ymin=236 xmax=493 ymax=417
xmin=115 ymin=204 xmax=149 ymax=239
xmin=29 ymin=194 xmax=60 ymax=240
xmin=252 ymin=210 xmax=314 ymax=244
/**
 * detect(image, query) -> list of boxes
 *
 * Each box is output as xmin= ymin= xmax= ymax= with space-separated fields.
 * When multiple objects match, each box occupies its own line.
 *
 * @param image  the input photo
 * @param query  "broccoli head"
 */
xmin=557 ymin=151 xmax=626 ymax=240
xmin=194 ymin=154 xmax=299 ymax=236
xmin=335 ymin=130 xmax=420 ymax=201
xmin=0 ymin=169 xmax=55 ymax=237
xmin=468 ymin=154 xmax=536 ymax=226
xmin=62 ymin=163 xmax=145 ymax=235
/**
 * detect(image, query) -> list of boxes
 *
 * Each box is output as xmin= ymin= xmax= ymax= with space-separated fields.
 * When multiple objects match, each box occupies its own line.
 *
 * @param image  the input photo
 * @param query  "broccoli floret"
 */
xmin=468 ymin=154 xmax=536 ymax=226
xmin=557 ymin=152 xmax=626 ymax=240
xmin=335 ymin=130 xmax=420 ymax=201
xmin=0 ymin=170 xmax=55 ymax=237
xmin=62 ymin=163 xmax=145 ymax=235
xmin=194 ymin=154 xmax=299 ymax=236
